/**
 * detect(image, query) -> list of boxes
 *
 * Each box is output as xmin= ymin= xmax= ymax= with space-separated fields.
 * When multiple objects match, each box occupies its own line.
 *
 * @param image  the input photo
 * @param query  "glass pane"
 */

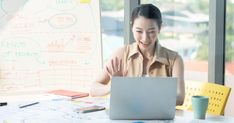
xmin=141 ymin=0 xmax=209 ymax=81
xmin=225 ymin=0 xmax=234 ymax=117
xmin=100 ymin=0 xmax=124 ymax=64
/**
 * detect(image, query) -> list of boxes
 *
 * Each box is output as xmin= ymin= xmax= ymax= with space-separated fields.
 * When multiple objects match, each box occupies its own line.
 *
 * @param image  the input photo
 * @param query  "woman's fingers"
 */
xmin=111 ymin=58 xmax=116 ymax=73
xmin=123 ymin=69 xmax=128 ymax=76
xmin=115 ymin=57 xmax=119 ymax=71
xmin=111 ymin=57 xmax=120 ymax=72
xmin=107 ymin=57 xmax=124 ymax=77
xmin=119 ymin=59 xmax=122 ymax=72
xmin=106 ymin=66 xmax=112 ymax=76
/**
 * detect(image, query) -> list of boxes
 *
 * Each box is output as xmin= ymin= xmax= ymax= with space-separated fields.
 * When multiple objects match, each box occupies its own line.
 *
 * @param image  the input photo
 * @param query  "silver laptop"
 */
xmin=109 ymin=77 xmax=177 ymax=120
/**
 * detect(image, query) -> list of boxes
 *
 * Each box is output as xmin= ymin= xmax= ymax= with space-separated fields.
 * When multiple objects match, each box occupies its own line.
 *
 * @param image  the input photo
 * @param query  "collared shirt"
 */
xmin=122 ymin=42 xmax=178 ymax=77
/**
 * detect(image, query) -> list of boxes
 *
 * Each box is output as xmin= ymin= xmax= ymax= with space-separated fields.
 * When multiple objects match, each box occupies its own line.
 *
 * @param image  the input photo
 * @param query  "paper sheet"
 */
xmin=0 ymin=96 xmax=109 ymax=123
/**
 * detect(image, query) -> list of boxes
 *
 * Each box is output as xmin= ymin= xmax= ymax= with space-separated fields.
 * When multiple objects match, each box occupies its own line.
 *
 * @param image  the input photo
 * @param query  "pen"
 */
xmin=0 ymin=102 xmax=7 ymax=106
xmin=19 ymin=102 xmax=39 ymax=108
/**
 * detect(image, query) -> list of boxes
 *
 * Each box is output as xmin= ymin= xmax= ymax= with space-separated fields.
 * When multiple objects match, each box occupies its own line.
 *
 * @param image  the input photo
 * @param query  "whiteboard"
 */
xmin=0 ymin=0 xmax=102 ymax=93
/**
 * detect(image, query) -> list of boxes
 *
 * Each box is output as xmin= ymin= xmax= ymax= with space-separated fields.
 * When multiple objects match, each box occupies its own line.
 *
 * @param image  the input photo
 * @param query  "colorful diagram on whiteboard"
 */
xmin=0 ymin=0 xmax=102 ymax=92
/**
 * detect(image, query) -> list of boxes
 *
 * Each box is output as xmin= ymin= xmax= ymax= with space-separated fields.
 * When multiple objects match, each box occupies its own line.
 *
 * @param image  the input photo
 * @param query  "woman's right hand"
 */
xmin=106 ymin=57 xmax=127 ymax=77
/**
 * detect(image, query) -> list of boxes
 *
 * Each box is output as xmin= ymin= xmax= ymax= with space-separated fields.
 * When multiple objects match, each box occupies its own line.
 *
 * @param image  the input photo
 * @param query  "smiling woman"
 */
xmin=90 ymin=4 xmax=185 ymax=105
xmin=131 ymin=16 xmax=160 ymax=57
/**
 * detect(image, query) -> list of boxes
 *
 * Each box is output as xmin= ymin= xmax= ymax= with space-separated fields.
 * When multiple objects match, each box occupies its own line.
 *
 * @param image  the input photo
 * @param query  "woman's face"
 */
xmin=132 ymin=16 xmax=160 ymax=52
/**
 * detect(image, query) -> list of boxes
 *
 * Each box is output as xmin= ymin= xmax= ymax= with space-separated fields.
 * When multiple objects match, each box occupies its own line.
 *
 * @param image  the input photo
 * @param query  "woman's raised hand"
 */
xmin=106 ymin=57 xmax=127 ymax=77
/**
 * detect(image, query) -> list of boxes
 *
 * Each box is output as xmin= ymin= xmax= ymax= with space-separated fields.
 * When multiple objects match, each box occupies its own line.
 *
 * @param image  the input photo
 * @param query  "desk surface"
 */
xmin=1 ymin=95 xmax=234 ymax=123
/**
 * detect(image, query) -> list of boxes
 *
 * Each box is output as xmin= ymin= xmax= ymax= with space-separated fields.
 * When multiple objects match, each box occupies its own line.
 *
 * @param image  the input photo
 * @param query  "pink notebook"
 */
xmin=49 ymin=89 xmax=89 ymax=99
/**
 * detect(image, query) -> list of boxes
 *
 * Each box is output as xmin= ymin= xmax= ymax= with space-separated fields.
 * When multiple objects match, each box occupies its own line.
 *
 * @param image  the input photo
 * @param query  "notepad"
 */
xmin=48 ymin=89 xmax=89 ymax=99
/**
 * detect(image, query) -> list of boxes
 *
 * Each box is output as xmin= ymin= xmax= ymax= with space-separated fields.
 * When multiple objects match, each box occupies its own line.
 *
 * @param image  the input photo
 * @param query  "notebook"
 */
xmin=48 ymin=89 xmax=89 ymax=99
xmin=109 ymin=77 xmax=177 ymax=120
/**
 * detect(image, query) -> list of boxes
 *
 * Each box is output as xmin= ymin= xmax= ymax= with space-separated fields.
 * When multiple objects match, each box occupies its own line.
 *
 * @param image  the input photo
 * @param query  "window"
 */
xmin=225 ymin=0 xmax=234 ymax=116
xmin=141 ymin=0 xmax=209 ymax=81
xmin=100 ymin=0 xmax=124 ymax=64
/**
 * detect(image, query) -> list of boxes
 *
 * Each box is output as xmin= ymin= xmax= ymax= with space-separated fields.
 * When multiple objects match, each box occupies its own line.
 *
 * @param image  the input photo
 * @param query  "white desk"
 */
xmin=84 ymin=110 xmax=234 ymax=123
xmin=175 ymin=110 xmax=234 ymax=123
xmin=1 ymin=95 xmax=234 ymax=123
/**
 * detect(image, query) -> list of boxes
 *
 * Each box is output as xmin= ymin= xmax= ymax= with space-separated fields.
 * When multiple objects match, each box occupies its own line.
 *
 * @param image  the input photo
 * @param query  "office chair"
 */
xmin=176 ymin=80 xmax=231 ymax=115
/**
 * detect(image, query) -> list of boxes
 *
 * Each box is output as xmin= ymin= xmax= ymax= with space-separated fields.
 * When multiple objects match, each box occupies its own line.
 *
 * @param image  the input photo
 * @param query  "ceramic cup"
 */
xmin=192 ymin=95 xmax=209 ymax=119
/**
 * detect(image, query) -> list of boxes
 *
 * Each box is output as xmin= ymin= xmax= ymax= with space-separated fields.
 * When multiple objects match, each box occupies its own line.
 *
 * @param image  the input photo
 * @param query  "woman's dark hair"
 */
xmin=131 ymin=4 xmax=162 ymax=29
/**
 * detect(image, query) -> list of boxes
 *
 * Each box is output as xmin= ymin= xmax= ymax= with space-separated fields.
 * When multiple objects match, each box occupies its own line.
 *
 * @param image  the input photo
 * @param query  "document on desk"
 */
xmin=0 ymin=97 xmax=109 ymax=123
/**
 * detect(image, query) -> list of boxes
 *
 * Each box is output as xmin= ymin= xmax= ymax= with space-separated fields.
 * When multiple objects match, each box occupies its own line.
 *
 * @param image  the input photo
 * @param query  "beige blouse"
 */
xmin=122 ymin=42 xmax=178 ymax=77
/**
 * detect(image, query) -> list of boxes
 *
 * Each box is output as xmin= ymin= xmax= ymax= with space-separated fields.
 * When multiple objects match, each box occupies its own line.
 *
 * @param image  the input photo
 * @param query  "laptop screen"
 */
xmin=109 ymin=77 xmax=177 ymax=120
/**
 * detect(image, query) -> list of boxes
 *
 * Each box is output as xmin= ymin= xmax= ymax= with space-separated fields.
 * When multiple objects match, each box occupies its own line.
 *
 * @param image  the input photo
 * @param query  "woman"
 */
xmin=90 ymin=4 xmax=185 ymax=105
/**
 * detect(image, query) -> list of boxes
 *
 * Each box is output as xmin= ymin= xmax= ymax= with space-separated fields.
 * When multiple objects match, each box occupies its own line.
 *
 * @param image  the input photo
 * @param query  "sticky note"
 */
xmin=80 ymin=0 xmax=91 ymax=3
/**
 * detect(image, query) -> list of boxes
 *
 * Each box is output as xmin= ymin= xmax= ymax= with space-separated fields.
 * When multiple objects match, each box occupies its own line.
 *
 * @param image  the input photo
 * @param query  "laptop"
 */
xmin=109 ymin=77 xmax=177 ymax=120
